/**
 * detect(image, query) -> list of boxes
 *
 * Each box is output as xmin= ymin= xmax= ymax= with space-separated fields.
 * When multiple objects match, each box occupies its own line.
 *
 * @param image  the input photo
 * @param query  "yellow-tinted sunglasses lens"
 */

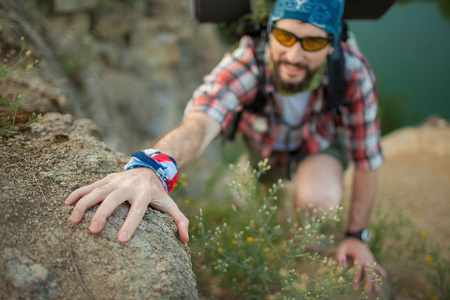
xmin=272 ymin=26 xmax=331 ymax=51
xmin=301 ymin=37 xmax=329 ymax=51
xmin=273 ymin=27 xmax=296 ymax=47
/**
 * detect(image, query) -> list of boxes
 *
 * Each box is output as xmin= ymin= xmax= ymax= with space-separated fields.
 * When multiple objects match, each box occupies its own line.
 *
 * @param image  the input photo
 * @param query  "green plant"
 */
xmin=0 ymin=32 xmax=41 ymax=137
xmin=0 ymin=95 xmax=42 ymax=137
xmin=191 ymin=160 xmax=376 ymax=299
xmin=0 ymin=34 xmax=37 ymax=78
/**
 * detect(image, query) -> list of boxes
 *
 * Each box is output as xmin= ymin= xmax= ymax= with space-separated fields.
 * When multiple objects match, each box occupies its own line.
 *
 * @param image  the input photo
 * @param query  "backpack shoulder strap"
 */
xmin=325 ymin=22 xmax=349 ymax=113
xmin=325 ymin=41 xmax=347 ymax=112
xmin=225 ymin=35 xmax=269 ymax=141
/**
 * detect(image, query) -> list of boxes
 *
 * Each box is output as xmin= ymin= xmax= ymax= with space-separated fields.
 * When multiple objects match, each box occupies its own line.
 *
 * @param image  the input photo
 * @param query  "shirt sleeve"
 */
xmin=341 ymin=47 xmax=385 ymax=170
xmin=184 ymin=36 xmax=260 ymax=132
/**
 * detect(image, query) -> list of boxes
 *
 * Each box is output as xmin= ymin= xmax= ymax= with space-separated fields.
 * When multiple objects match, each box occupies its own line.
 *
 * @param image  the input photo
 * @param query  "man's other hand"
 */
xmin=336 ymin=238 xmax=387 ymax=293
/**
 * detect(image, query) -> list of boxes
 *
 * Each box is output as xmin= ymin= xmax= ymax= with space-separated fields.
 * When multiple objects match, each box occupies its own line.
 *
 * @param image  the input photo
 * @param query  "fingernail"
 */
xmin=90 ymin=221 xmax=99 ymax=232
xmin=118 ymin=232 xmax=128 ymax=242
xmin=71 ymin=211 xmax=81 ymax=222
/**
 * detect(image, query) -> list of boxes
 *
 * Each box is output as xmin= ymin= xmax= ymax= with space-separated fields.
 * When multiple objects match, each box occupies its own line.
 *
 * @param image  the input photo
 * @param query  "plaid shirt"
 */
xmin=185 ymin=36 xmax=384 ymax=170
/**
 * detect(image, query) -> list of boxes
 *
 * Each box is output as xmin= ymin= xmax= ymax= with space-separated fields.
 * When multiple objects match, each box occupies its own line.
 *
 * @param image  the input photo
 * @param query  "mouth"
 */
xmin=281 ymin=62 xmax=306 ymax=77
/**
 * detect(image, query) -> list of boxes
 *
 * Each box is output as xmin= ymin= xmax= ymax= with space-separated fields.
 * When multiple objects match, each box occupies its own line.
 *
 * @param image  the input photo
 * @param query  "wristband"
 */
xmin=124 ymin=149 xmax=178 ymax=193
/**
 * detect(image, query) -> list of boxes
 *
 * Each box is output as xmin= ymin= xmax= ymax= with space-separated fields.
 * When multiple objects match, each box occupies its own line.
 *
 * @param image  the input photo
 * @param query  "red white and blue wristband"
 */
xmin=124 ymin=149 xmax=178 ymax=193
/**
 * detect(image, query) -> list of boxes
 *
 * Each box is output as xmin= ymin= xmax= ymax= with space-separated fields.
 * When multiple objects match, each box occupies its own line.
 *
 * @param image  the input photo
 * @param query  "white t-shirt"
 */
xmin=272 ymin=91 xmax=311 ymax=151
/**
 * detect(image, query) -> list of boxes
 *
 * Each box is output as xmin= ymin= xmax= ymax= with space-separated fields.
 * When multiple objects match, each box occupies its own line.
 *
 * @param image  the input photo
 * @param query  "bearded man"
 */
xmin=66 ymin=0 xmax=386 ymax=292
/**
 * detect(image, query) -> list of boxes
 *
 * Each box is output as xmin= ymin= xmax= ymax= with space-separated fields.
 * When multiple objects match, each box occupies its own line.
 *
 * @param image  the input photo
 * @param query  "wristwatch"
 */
xmin=345 ymin=228 xmax=371 ymax=243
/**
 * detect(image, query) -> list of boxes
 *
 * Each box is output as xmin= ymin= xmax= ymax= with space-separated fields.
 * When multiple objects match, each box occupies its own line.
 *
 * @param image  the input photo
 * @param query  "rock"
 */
xmin=0 ymin=113 xmax=198 ymax=299
xmin=3 ymin=248 xmax=49 ymax=291
xmin=381 ymin=115 xmax=450 ymax=158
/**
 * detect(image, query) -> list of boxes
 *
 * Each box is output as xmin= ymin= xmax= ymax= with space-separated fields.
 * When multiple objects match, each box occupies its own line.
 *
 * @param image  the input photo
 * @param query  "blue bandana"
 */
xmin=268 ymin=0 xmax=345 ymax=45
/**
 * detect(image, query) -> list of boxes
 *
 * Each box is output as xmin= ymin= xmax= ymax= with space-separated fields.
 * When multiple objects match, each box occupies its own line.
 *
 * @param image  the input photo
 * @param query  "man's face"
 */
xmin=268 ymin=19 xmax=334 ymax=93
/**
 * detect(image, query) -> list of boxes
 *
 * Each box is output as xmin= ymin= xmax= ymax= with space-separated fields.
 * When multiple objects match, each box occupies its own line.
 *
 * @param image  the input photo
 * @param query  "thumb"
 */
xmin=171 ymin=207 xmax=190 ymax=243
xmin=155 ymin=195 xmax=190 ymax=243
xmin=336 ymin=243 xmax=347 ymax=268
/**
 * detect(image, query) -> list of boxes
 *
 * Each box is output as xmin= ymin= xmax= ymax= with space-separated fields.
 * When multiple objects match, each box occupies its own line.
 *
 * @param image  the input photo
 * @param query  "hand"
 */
xmin=336 ymin=238 xmax=387 ymax=293
xmin=65 ymin=168 xmax=189 ymax=243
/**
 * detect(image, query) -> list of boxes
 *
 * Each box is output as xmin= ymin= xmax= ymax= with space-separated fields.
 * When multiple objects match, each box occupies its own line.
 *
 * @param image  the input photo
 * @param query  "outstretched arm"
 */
xmin=65 ymin=112 xmax=221 ymax=243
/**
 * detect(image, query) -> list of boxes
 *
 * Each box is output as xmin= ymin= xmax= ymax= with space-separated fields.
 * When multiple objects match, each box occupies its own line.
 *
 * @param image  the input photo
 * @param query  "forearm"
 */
xmin=347 ymin=169 xmax=378 ymax=232
xmin=152 ymin=111 xmax=221 ymax=169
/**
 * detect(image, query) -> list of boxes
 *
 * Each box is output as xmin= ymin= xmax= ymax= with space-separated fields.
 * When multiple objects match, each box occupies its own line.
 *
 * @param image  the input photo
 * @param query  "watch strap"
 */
xmin=345 ymin=228 xmax=370 ymax=242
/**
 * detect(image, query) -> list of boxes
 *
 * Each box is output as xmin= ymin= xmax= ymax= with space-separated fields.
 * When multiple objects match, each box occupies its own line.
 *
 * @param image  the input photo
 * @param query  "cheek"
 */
xmin=307 ymin=51 xmax=329 ymax=68
xmin=268 ymin=37 xmax=285 ymax=60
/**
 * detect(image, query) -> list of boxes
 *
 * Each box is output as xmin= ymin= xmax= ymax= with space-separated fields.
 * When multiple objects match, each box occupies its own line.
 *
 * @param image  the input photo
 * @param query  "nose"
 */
xmin=284 ymin=41 xmax=305 ymax=64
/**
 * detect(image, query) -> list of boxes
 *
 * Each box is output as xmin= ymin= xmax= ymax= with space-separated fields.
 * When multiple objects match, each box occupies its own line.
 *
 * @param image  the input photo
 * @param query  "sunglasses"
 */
xmin=272 ymin=25 xmax=333 ymax=51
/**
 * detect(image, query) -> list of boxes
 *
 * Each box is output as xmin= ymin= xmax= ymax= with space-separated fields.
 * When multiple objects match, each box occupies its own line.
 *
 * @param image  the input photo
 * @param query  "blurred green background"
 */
xmin=347 ymin=0 xmax=450 ymax=134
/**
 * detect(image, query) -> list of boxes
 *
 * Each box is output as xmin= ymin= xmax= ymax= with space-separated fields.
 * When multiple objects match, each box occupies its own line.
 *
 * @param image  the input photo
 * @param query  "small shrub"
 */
xmin=191 ymin=160 xmax=375 ymax=299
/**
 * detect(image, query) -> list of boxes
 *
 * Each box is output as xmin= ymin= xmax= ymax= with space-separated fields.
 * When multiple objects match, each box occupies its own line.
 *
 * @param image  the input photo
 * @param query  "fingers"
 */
xmin=353 ymin=262 xmax=363 ymax=289
xmin=65 ymin=175 xmax=113 ymax=206
xmin=70 ymin=183 xmax=116 ymax=223
xmin=359 ymin=263 xmax=387 ymax=293
xmin=117 ymin=200 xmax=149 ymax=243
xmin=375 ymin=264 xmax=387 ymax=278
xmin=335 ymin=246 xmax=347 ymax=269
xmin=363 ymin=267 xmax=374 ymax=294
xmin=89 ymin=189 xmax=129 ymax=234
xmin=372 ymin=264 xmax=387 ymax=293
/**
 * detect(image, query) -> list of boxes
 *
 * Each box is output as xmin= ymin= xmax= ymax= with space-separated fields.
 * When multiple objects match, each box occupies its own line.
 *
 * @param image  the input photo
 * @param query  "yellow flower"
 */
xmin=429 ymin=296 xmax=438 ymax=300
xmin=218 ymin=247 xmax=223 ymax=252
xmin=426 ymin=255 xmax=433 ymax=262
xmin=246 ymin=237 xmax=254 ymax=243
xmin=421 ymin=230 xmax=427 ymax=238
xmin=231 ymin=239 xmax=237 ymax=245
xmin=173 ymin=182 xmax=178 ymax=188
xmin=184 ymin=198 xmax=190 ymax=204
xmin=181 ymin=173 xmax=187 ymax=179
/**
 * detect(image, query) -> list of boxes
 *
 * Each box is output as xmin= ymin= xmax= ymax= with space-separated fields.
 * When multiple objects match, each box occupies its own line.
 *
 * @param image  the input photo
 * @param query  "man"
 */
xmin=65 ymin=0 xmax=386 ymax=291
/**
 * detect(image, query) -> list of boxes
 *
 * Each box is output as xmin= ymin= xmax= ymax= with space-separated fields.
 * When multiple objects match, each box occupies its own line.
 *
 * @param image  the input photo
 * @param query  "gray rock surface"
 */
xmin=0 ymin=113 xmax=198 ymax=299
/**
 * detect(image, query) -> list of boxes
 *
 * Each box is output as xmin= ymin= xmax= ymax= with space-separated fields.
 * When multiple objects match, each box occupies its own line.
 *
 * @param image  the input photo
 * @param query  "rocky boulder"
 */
xmin=0 ymin=113 xmax=198 ymax=299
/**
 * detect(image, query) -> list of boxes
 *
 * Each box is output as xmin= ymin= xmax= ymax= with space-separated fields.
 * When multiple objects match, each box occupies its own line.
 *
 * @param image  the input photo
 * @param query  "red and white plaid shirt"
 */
xmin=185 ymin=36 xmax=384 ymax=170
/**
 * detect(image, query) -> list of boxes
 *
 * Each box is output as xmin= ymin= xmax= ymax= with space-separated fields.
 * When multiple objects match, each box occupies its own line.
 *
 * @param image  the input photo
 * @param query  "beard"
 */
xmin=271 ymin=57 xmax=320 ymax=94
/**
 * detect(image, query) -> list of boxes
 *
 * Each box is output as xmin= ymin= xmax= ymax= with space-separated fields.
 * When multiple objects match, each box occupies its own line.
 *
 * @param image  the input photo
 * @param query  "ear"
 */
xmin=327 ymin=45 xmax=335 ymax=55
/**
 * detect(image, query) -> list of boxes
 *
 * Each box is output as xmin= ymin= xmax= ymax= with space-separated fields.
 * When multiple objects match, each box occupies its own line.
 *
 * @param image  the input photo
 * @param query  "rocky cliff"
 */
xmin=0 ymin=0 xmax=230 ymax=298
xmin=0 ymin=0 xmax=228 ymax=153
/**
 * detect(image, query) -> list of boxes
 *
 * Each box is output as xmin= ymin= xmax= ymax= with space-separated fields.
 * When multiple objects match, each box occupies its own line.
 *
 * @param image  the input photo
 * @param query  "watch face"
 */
xmin=361 ymin=229 xmax=370 ymax=243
